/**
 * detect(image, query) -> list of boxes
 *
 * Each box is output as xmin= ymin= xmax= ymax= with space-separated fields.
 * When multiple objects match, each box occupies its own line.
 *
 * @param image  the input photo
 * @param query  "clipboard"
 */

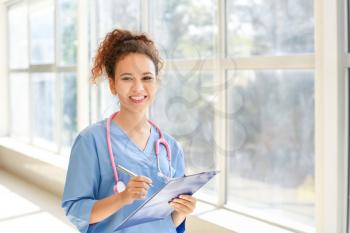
xmin=114 ymin=170 xmax=219 ymax=231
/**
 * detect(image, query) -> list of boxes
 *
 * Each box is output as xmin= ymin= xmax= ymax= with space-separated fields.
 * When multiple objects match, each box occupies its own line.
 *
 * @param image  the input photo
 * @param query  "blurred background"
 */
xmin=0 ymin=0 xmax=347 ymax=232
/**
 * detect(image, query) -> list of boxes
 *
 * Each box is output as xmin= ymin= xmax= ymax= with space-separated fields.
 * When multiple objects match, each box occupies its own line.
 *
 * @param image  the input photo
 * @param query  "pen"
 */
xmin=117 ymin=164 xmax=153 ymax=187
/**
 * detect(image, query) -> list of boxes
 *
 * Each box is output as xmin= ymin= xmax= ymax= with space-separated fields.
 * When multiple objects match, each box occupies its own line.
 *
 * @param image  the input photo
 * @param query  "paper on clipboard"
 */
xmin=114 ymin=170 xmax=219 ymax=231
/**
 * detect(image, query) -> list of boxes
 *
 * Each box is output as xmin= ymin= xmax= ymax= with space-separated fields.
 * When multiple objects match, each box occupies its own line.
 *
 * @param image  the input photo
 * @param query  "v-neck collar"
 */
xmin=110 ymin=119 xmax=154 ymax=155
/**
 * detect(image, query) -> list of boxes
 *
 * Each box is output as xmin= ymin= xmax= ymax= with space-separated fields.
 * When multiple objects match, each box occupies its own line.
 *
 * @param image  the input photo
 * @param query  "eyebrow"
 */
xmin=120 ymin=73 xmax=133 ymax=77
xmin=120 ymin=72 xmax=154 ymax=76
xmin=142 ymin=72 xmax=154 ymax=76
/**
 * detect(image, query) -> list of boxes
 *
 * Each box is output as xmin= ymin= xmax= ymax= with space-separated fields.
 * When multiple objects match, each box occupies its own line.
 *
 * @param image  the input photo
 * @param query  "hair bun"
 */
xmin=121 ymin=34 xmax=151 ymax=44
xmin=91 ymin=28 xmax=163 ymax=83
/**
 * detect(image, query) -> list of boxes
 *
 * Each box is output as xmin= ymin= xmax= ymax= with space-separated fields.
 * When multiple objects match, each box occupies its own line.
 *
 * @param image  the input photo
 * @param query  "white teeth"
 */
xmin=130 ymin=96 xmax=146 ymax=101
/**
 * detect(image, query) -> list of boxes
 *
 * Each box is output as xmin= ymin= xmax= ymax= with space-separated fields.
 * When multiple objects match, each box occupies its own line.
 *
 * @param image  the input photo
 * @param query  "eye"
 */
xmin=143 ymin=76 xmax=154 ymax=81
xmin=121 ymin=76 xmax=133 ymax=81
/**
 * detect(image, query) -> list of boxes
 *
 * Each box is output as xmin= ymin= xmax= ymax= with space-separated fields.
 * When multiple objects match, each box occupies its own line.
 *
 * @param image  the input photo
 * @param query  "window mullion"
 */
xmin=215 ymin=0 xmax=227 ymax=208
xmin=88 ymin=0 xmax=99 ymax=123
xmin=315 ymin=0 xmax=347 ymax=231
xmin=27 ymin=0 xmax=33 ymax=144
xmin=76 ymin=0 xmax=90 ymax=131
xmin=3 ymin=3 xmax=10 ymax=137
xmin=54 ymin=0 xmax=61 ymax=153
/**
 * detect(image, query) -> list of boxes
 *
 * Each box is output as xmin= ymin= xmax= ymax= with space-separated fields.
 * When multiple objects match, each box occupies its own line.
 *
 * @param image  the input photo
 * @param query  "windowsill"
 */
xmin=0 ymin=137 xmax=311 ymax=233
xmin=191 ymin=201 xmax=312 ymax=233
xmin=0 ymin=137 xmax=69 ymax=169
xmin=0 ymin=137 xmax=68 ymax=196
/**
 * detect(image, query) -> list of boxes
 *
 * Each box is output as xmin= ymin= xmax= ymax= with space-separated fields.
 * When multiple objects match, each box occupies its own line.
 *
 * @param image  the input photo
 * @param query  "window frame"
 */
xmin=314 ymin=0 xmax=348 ymax=232
xmin=1 ymin=0 xmax=349 ymax=232
xmin=88 ymin=0 xmax=317 ymax=232
xmin=5 ymin=0 xmax=77 ymax=154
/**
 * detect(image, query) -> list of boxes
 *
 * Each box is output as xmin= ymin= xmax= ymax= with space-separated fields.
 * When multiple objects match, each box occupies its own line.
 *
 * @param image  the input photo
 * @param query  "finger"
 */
xmin=129 ymin=187 xmax=148 ymax=194
xmin=128 ymin=180 xmax=151 ymax=189
xmin=172 ymin=198 xmax=195 ymax=210
xmin=174 ymin=195 xmax=197 ymax=204
xmin=178 ymin=195 xmax=196 ymax=203
xmin=130 ymin=188 xmax=147 ymax=199
xmin=132 ymin=192 xmax=146 ymax=199
xmin=170 ymin=202 xmax=192 ymax=214
xmin=132 ymin=176 xmax=153 ymax=185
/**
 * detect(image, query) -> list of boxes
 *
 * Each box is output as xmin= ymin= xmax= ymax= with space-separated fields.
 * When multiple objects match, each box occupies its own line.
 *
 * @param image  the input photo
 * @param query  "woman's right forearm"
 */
xmin=90 ymin=177 xmax=151 ymax=224
xmin=90 ymin=192 xmax=129 ymax=224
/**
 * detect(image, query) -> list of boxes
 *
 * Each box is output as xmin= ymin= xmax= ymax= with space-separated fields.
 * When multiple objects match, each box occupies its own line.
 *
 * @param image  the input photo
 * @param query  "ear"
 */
xmin=108 ymin=78 xmax=117 ymax=95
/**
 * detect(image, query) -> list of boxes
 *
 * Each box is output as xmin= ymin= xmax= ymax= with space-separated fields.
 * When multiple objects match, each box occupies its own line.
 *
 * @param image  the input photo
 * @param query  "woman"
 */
xmin=61 ymin=29 xmax=196 ymax=233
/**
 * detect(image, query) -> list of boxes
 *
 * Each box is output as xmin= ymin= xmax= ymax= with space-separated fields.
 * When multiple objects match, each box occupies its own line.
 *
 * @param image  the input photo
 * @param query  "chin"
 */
xmin=122 ymin=105 xmax=149 ymax=115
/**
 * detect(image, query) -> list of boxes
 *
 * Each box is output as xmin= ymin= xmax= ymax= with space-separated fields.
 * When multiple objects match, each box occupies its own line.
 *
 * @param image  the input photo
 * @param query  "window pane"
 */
xmin=8 ymin=3 xmax=28 ymax=69
xmin=32 ymin=73 xmax=56 ymax=150
xmin=96 ymin=0 xmax=141 ymax=39
xmin=61 ymin=73 xmax=77 ymax=150
xmin=98 ymin=80 xmax=119 ymax=119
xmin=92 ymin=0 xmax=141 ymax=68
xmin=150 ymin=0 xmax=217 ymax=59
xmin=10 ymin=73 xmax=29 ymax=141
xmin=58 ymin=0 xmax=77 ymax=66
xmin=226 ymin=0 xmax=314 ymax=56
xmin=30 ymin=0 xmax=54 ymax=64
xmin=227 ymin=70 xmax=314 ymax=227
xmin=150 ymin=71 xmax=217 ymax=201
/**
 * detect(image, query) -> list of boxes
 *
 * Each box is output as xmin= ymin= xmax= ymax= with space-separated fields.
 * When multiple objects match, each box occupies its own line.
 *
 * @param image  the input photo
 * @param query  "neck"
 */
xmin=113 ymin=108 xmax=149 ymax=133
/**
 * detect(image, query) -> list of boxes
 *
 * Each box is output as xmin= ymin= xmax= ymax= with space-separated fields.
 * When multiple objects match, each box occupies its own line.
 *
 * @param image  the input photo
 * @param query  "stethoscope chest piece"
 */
xmin=116 ymin=181 xmax=126 ymax=193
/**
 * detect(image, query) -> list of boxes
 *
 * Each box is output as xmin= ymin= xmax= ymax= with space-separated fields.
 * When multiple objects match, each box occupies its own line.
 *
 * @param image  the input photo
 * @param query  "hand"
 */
xmin=170 ymin=195 xmax=196 ymax=226
xmin=120 ymin=176 xmax=152 ymax=205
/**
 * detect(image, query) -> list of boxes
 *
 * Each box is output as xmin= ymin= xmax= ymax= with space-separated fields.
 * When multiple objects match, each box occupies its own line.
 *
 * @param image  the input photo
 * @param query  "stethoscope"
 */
xmin=106 ymin=111 xmax=172 ymax=194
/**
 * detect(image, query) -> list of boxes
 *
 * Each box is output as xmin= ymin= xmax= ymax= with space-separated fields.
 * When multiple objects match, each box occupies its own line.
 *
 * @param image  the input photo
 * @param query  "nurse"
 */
xmin=61 ymin=28 xmax=196 ymax=233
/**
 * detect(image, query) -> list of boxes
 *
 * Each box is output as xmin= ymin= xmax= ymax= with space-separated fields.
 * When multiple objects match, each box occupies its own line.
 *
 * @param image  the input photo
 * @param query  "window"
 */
xmin=147 ymin=0 xmax=219 ymax=201
xmin=8 ymin=3 xmax=28 ymax=69
xmin=90 ymin=0 xmax=142 ymax=120
xmin=149 ymin=0 xmax=216 ymax=59
xmin=31 ymin=72 xmax=56 ymax=149
xmin=150 ymin=71 xmax=217 ymax=200
xmin=7 ymin=0 xmax=78 ymax=154
xmin=29 ymin=1 xmax=55 ymax=65
xmin=89 ymin=0 xmax=315 ymax=231
xmin=9 ymin=73 xmax=29 ymax=141
xmin=226 ymin=0 xmax=314 ymax=56
xmin=224 ymin=1 xmax=314 ymax=228
xmin=5 ymin=0 xmax=318 ymax=231
xmin=227 ymin=70 xmax=314 ymax=227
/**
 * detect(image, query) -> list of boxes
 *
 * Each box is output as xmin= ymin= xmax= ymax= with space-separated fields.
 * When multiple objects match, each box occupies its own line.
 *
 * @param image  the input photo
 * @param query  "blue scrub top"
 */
xmin=62 ymin=119 xmax=186 ymax=233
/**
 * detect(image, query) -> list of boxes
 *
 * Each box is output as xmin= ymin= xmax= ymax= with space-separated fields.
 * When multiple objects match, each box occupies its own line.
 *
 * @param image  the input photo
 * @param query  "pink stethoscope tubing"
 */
xmin=106 ymin=111 xmax=172 ymax=193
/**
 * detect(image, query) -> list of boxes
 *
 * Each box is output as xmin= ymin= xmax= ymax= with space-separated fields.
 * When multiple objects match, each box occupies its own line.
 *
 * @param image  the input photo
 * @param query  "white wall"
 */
xmin=0 ymin=1 xmax=9 ymax=137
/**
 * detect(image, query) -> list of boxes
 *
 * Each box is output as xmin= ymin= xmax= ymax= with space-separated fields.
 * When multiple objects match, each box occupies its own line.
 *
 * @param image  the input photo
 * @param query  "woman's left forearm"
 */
xmin=170 ymin=194 xmax=196 ymax=226
xmin=171 ymin=211 xmax=186 ymax=227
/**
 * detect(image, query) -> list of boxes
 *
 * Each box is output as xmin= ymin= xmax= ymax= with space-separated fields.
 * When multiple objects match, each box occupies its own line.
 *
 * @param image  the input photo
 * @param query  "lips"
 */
xmin=129 ymin=95 xmax=147 ymax=103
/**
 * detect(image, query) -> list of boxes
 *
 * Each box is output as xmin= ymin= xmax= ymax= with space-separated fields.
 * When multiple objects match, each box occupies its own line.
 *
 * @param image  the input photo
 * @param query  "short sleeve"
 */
xmin=173 ymin=141 xmax=185 ymax=178
xmin=61 ymin=134 xmax=100 ymax=233
xmin=165 ymin=214 xmax=186 ymax=233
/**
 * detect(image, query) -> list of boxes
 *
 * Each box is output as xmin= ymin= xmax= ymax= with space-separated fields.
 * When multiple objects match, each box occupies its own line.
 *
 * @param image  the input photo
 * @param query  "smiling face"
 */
xmin=109 ymin=53 xmax=159 ymax=114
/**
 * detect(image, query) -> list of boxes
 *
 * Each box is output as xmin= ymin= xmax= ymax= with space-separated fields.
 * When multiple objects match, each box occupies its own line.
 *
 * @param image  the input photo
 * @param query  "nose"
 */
xmin=132 ymin=78 xmax=145 ymax=92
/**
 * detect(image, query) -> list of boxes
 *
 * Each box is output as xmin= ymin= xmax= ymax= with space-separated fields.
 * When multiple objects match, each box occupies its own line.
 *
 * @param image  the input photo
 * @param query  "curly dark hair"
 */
xmin=91 ymin=29 xmax=163 ymax=83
